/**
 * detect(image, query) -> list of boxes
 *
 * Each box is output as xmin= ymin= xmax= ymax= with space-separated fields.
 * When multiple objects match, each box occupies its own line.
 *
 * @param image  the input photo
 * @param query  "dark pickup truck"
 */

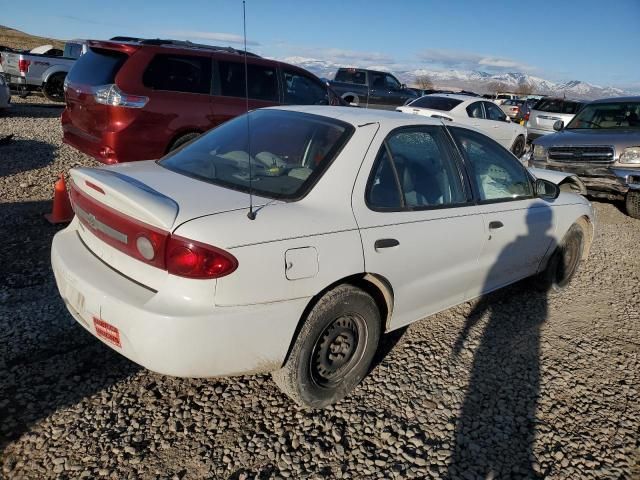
xmin=328 ymin=68 xmax=418 ymax=110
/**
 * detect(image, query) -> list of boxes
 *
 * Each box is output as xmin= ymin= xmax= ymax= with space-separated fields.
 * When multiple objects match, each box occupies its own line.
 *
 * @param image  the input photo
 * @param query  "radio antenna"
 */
xmin=243 ymin=0 xmax=256 ymax=220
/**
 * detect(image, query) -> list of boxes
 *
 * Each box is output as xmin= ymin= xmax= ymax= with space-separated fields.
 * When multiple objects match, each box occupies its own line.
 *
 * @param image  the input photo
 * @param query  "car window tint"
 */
xmin=143 ymin=54 xmax=212 ymax=94
xmin=218 ymin=61 xmax=279 ymax=102
xmin=283 ymin=70 xmax=328 ymax=105
xmin=334 ymin=69 xmax=366 ymax=84
xmin=535 ymin=99 xmax=583 ymax=114
xmin=453 ymin=128 xmax=532 ymax=201
xmin=466 ymin=102 xmax=484 ymax=119
xmin=368 ymin=149 xmax=403 ymax=209
xmin=385 ymin=74 xmax=401 ymax=90
xmin=65 ymin=48 xmax=128 ymax=86
xmin=484 ymin=102 xmax=507 ymax=121
xmin=368 ymin=127 xmax=466 ymax=209
xmin=160 ymin=110 xmax=353 ymax=199
xmin=410 ymin=96 xmax=463 ymax=111
xmin=370 ymin=72 xmax=385 ymax=89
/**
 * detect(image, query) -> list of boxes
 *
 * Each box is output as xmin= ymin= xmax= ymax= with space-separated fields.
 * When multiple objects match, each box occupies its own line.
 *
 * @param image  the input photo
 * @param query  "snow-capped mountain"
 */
xmin=281 ymin=56 xmax=636 ymax=100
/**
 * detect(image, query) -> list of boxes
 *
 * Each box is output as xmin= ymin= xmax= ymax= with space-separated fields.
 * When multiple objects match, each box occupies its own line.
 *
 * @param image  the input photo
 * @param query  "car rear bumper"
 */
xmin=531 ymin=161 xmax=640 ymax=199
xmin=51 ymin=224 xmax=306 ymax=377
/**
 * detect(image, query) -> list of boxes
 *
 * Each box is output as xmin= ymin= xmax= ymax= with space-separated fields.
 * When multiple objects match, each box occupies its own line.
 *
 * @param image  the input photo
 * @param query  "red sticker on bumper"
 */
xmin=93 ymin=317 xmax=122 ymax=348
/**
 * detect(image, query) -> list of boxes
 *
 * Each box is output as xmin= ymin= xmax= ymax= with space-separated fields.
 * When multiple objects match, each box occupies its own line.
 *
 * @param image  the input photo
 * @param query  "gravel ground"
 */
xmin=1 ymin=97 xmax=638 ymax=479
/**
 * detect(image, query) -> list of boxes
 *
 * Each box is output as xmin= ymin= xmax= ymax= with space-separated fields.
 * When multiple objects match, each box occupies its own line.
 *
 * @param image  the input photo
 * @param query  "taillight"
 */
xmin=166 ymin=236 xmax=238 ymax=279
xmin=524 ymin=113 xmax=530 ymax=121
xmin=18 ymin=59 xmax=31 ymax=75
xmin=70 ymin=183 xmax=237 ymax=279
xmin=93 ymin=84 xmax=148 ymax=108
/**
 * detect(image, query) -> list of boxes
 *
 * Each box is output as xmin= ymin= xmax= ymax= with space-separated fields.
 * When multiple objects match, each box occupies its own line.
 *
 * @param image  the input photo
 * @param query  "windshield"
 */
xmin=66 ymin=48 xmax=127 ymax=86
xmin=159 ymin=110 xmax=354 ymax=199
xmin=566 ymin=102 xmax=640 ymax=130
xmin=408 ymin=96 xmax=463 ymax=111
xmin=534 ymin=98 xmax=582 ymax=114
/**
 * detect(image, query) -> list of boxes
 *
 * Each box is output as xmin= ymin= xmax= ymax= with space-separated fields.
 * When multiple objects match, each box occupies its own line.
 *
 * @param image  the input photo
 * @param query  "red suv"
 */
xmin=62 ymin=39 xmax=342 ymax=164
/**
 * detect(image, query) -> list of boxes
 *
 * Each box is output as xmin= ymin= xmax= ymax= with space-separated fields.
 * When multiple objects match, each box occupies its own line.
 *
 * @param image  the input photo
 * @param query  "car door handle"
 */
xmin=489 ymin=221 xmax=504 ymax=230
xmin=374 ymin=238 xmax=399 ymax=250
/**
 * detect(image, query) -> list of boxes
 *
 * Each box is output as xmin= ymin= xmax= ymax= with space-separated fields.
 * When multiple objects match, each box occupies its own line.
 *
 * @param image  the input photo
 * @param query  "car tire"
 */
xmin=42 ymin=73 xmax=66 ymax=102
xmin=511 ymin=135 xmax=526 ymax=158
xmin=272 ymin=284 xmax=381 ymax=409
xmin=625 ymin=191 xmax=640 ymax=220
xmin=168 ymin=132 xmax=200 ymax=152
xmin=535 ymin=222 xmax=585 ymax=292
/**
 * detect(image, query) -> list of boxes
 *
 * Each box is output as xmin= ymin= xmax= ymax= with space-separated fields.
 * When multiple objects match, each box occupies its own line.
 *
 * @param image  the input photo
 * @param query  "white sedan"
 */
xmin=52 ymin=106 xmax=593 ymax=408
xmin=397 ymin=94 xmax=528 ymax=158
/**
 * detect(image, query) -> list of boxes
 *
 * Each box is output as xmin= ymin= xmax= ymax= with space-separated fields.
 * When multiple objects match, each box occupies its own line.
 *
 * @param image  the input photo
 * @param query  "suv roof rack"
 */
xmin=108 ymin=37 xmax=260 ymax=57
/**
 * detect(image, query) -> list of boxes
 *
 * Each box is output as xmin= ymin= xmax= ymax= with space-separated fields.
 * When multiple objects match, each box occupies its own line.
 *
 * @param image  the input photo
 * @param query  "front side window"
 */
xmin=484 ymin=102 xmax=507 ymax=121
xmin=566 ymin=102 xmax=640 ymax=129
xmin=218 ymin=61 xmax=278 ymax=102
xmin=452 ymin=127 xmax=532 ymax=202
xmin=466 ymin=102 xmax=484 ymax=119
xmin=283 ymin=70 xmax=328 ymax=105
xmin=143 ymin=54 xmax=212 ymax=94
xmin=159 ymin=110 xmax=353 ymax=199
xmin=367 ymin=127 xmax=466 ymax=210
xmin=385 ymin=74 xmax=401 ymax=90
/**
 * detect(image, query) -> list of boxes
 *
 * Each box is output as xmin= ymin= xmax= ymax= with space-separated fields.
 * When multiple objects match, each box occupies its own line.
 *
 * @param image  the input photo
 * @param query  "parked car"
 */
xmin=397 ymin=94 xmax=528 ymax=157
xmin=494 ymin=92 xmax=519 ymax=105
xmin=52 ymin=105 xmax=594 ymax=408
xmin=0 ymin=73 xmax=11 ymax=110
xmin=62 ymin=38 xmax=343 ymax=164
xmin=328 ymin=67 xmax=418 ymax=109
xmin=501 ymin=98 xmax=538 ymax=124
xmin=532 ymin=96 xmax=640 ymax=219
xmin=527 ymin=97 xmax=585 ymax=141
xmin=0 ymin=39 xmax=87 ymax=101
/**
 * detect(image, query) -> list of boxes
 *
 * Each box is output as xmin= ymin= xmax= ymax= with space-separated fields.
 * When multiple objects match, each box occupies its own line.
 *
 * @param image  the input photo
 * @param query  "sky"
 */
xmin=3 ymin=0 xmax=639 ymax=90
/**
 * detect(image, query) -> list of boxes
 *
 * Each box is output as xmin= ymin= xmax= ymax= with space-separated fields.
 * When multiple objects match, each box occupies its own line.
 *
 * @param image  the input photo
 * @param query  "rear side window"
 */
xmin=466 ymin=102 xmax=484 ymax=118
xmin=409 ymin=96 xmax=463 ymax=111
xmin=367 ymin=127 xmax=467 ymax=210
xmin=335 ymin=69 xmax=366 ymax=85
xmin=535 ymin=99 xmax=583 ymax=114
xmin=65 ymin=48 xmax=127 ymax=86
xmin=143 ymin=54 xmax=212 ymax=94
xmin=283 ymin=69 xmax=328 ymax=105
xmin=218 ymin=61 xmax=278 ymax=102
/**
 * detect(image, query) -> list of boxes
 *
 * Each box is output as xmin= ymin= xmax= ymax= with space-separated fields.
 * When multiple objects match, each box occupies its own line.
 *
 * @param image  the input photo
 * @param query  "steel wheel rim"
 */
xmin=310 ymin=313 xmax=368 ymax=389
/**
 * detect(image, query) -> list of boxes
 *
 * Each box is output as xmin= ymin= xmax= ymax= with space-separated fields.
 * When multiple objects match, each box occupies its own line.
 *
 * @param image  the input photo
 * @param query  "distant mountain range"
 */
xmin=282 ymin=56 xmax=635 ymax=100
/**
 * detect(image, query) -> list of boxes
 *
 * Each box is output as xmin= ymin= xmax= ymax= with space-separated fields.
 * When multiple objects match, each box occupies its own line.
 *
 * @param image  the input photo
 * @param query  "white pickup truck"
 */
xmin=0 ymin=40 xmax=87 ymax=102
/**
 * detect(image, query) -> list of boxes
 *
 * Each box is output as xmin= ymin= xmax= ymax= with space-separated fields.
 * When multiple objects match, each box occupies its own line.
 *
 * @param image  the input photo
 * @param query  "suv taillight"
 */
xmin=18 ymin=59 xmax=31 ymax=74
xmin=70 ymin=183 xmax=237 ymax=279
xmin=524 ymin=112 xmax=530 ymax=122
xmin=93 ymin=84 xmax=148 ymax=108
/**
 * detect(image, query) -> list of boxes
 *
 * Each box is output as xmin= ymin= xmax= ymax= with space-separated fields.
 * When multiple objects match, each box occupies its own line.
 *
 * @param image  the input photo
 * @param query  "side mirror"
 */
xmin=505 ymin=116 xmax=511 ymax=123
xmin=401 ymin=83 xmax=407 ymax=89
xmin=553 ymin=120 xmax=564 ymax=131
xmin=535 ymin=178 xmax=560 ymax=200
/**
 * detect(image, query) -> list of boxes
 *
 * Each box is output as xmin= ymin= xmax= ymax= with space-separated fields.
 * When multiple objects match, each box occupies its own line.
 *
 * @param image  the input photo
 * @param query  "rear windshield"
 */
xmin=63 ymin=43 xmax=83 ymax=59
xmin=335 ymin=69 xmax=366 ymax=85
xmin=566 ymin=102 xmax=640 ymax=130
xmin=65 ymin=48 xmax=127 ymax=86
xmin=159 ymin=110 xmax=354 ymax=199
xmin=534 ymin=99 xmax=583 ymax=114
xmin=408 ymin=96 xmax=463 ymax=111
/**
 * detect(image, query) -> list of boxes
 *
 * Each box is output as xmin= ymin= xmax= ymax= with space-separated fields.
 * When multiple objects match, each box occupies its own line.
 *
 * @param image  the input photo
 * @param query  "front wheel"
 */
xmin=511 ymin=135 xmax=526 ymax=158
xmin=272 ymin=285 xmax=381 ymax=408
xmin=42 ymin=73 xmax=66 ymax=102
xmin=535 ymin=223 xmax=585 ymax=292
xmin=625 ymin=191 xmax=640 ymax=219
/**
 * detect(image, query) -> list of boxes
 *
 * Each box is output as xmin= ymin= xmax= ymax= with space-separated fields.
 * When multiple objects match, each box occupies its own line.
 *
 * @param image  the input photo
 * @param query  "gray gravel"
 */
xmin=1 ymin=97 xmax=639 ymax=479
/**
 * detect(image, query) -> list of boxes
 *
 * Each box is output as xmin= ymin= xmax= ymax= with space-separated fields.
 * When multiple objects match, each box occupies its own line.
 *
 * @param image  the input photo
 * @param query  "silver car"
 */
xmin=527 ymin=98 xmax=585 ymax=141
xmin=0 ymin=73 xmax=10 ymax=110
xmin=531 ymin=96 xmax=640 ymax=219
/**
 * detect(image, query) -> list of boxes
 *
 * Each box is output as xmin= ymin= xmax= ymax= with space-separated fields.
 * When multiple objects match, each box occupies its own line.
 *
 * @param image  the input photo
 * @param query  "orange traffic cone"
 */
xmin=45 ymin=173 xmax=74 ymax=224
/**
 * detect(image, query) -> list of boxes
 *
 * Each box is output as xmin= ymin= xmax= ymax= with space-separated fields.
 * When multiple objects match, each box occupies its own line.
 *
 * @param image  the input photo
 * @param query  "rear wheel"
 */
xmin=511 ymin=135 xmax=526 ymax=158
xmin=42 ymin=73 xmax=66 ymax=102
xmin=535 ymin=222 xmax=585 ymax=292
xmin=168 ymin=132 xmax=200 ymax=152
xmin=625 ymin=191 xmax=640 ymax=219
xmin=272 ymin=284 xmax=381 ymax=408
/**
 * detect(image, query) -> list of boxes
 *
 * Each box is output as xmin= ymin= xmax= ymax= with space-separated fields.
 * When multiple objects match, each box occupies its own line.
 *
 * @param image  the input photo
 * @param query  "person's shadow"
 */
xmin=448 ymin=205 xmax=556 ymax=479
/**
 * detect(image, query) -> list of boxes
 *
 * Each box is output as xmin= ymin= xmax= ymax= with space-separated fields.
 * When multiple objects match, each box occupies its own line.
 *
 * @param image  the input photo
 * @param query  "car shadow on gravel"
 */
xmin=0 ymin=200 xmax=140 ymax=451
xmin=0 ymin=139 xmax=57 ymax=177
xmin=5 ymin=103 xmax=64 ymax=119
xmin=447 ymin=205 xmax=555 ymax=479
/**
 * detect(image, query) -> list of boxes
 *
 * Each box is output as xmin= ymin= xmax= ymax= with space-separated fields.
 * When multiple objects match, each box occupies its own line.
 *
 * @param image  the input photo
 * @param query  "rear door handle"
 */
xmin=489 ymin=221 xmax=504 ymax=230
xmin=374 ymin=238 xmax=399 ymax=250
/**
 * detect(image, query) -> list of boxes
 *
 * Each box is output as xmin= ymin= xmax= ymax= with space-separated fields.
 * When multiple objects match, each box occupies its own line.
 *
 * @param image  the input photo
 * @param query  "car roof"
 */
xmin=269 ymin=105 xmax=444 ymax=128
xmin=424 ymin=93 xmax=480 ymax=102
xmin=589 ymin=96 xmax=640 ymax=104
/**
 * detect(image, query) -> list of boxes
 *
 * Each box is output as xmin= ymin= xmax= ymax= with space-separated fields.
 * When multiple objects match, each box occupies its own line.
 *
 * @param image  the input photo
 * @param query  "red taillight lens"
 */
xmin=524 ymin=113 xmax=530 ymax=121
xmin=166 ymin=236 xmax=238 ymax=279
xmin=18 ymin=59 xmax=31 ymax=74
